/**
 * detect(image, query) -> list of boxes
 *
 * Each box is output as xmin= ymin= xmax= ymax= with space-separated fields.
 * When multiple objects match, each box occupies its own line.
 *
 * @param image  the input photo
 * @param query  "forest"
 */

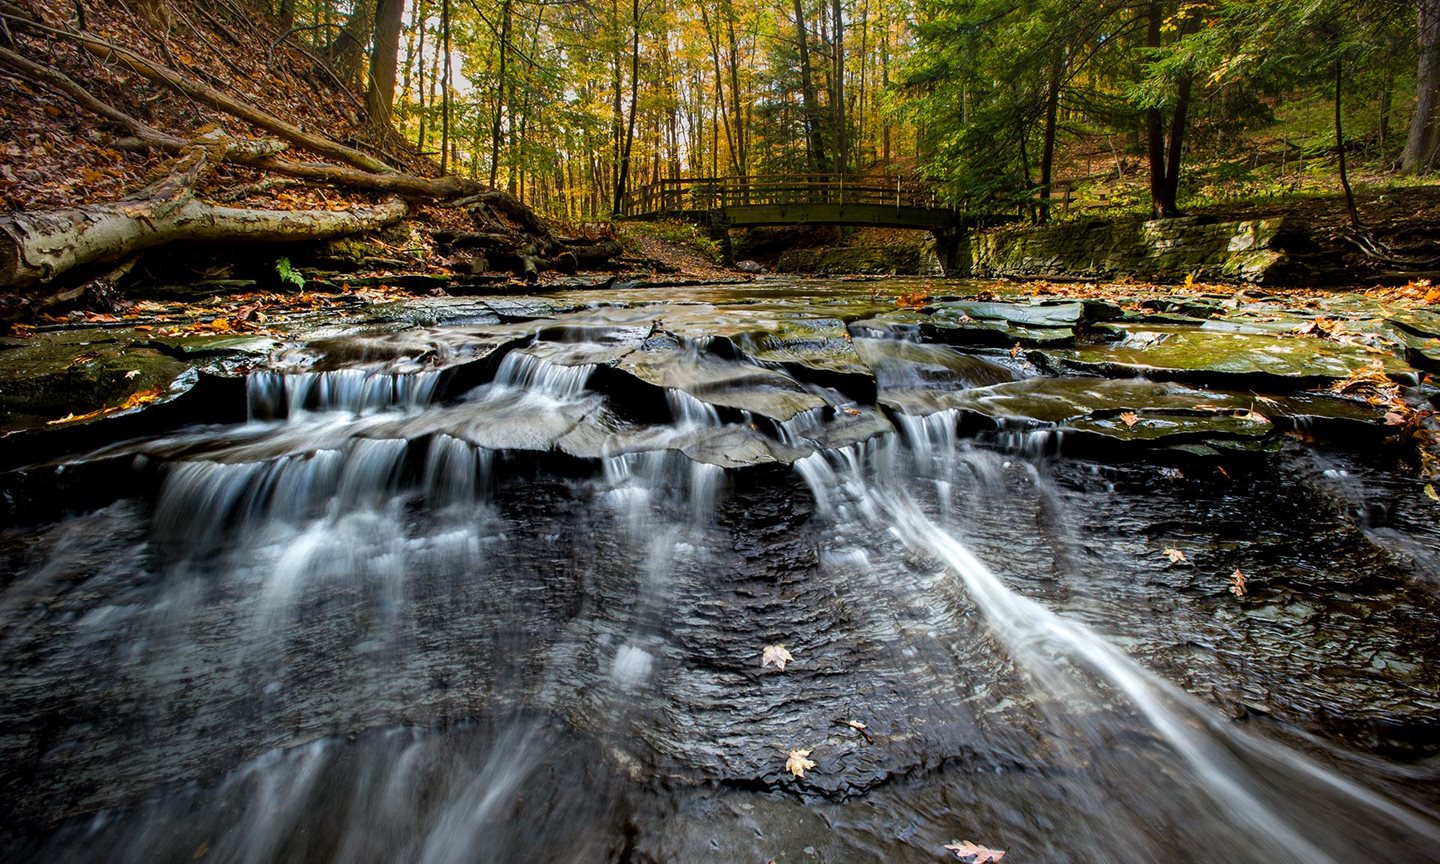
xmin=278 ymin=0 xmax=1440 ymax=221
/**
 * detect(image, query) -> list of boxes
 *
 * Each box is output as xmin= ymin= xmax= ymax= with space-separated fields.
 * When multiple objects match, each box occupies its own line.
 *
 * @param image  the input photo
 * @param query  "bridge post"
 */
xmin=930 ymin=225 xmax=972 ymax=277
xmin=705 ymin=214 xmax=734 ymax=267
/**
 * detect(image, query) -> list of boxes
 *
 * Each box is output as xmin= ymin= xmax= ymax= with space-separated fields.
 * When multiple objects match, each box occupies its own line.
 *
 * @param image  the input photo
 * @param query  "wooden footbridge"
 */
xmin=617 ymin=173 xmax=960 ymax=230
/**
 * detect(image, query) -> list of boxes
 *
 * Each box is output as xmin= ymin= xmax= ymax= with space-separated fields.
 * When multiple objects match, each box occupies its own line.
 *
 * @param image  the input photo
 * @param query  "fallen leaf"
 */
xmin=762 ymin=644 xmax=794 ymax=671
xmin=208 ymin=317 xmax=232 ymax=332
xmin=1119 ymin=411 xmax=1139 ymax=427
xmin=843 ymin=720 xmax=867 ymax=731
xmin=945 ymin=840 xmax=1006 ymax=862
xmin=1230 ymin=568 xmax=1248 ymax=597
xmin=1009 ymin=342 xmax=1022 ymax=359
xmin=1164 ymin=548 xmax=1186 ymax=563
xmin=1424 ymin=484 xmax=1438 ymax=502
xmin=124 ymin=369 xmax=141 ymax=380
xmin=785 ymin=748 xmax=815 ymax=778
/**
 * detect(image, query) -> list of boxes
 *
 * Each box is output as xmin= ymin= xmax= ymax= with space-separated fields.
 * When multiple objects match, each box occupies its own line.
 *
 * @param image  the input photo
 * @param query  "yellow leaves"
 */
xmin=45 ymin=388 xmax=164 ymax=425
xmin=761 ymin=644 xmax=794 ymax=671
xmin=208 ymin=317 xmax=233 ymax=333
xmin=1164 ymin=548 xmax=1186 ymax=564
xmin=895 ymin=290 xmax=929 ymax=309
xmin=1424 ymin=484 xmax=1439 ymax=502
xmin=785 ymin=748 xmax=816 ymax=778
xmin=1119 ymin=411 xmax=1139 ymax=428
xmin=945 ymin=841 xmax=1006 ymax=862
xmin=1230 ymin=568 xmax=1248 ymax=597
xmin=118 ymin=388 xmax=164 ymax=410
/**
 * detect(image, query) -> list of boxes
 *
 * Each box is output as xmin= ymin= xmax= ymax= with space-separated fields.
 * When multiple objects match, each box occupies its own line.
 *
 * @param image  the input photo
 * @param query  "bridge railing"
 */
xmin=619 ymin=173 xmax=943 ymax=217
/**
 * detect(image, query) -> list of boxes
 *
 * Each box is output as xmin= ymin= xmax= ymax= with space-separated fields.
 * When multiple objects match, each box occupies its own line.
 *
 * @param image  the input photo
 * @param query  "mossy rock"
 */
xmin=0 ymin=331 xmax=194 ymax=430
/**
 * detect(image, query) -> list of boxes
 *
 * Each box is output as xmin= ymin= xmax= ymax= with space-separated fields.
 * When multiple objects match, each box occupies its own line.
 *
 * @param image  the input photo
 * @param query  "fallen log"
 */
xmin=0 ymin=153 xmax=407 ymax=288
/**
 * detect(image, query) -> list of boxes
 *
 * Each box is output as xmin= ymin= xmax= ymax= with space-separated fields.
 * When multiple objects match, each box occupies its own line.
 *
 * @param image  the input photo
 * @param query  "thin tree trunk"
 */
xmin=1145 ymin=2 xmax=1166 ymax=218
xmin=724 ymin=0 xmax=746 ymax=175
xmin=1160 ymin=67 xmax=1193 ymax=216
xmin=1402 ymin=0 xmax=1440 ymax=172
xmin=612 ymin=0 xmax=640 ymax=215
xmin=830 ymin=0 xmax=845 ymax=175
xmin=1336 ymin=60 xmax=1362 ymax=228
xmin=1038 ymin=48 xmax=1062 ymax=225
xmin=440 ymin=0 xmax=451 ymax=174
xmin=792 ymin=0 xmax=827 ymax=171
xmin=489 ymin=0 xmax=512 ymax=188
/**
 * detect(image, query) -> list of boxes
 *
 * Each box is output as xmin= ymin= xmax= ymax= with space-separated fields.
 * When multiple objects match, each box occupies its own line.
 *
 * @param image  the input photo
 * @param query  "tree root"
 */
xmin=1342 ymin=229 xmax=1440 ymax=271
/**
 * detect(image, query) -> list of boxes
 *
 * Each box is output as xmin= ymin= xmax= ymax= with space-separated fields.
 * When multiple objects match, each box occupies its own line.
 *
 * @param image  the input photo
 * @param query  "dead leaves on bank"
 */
xmin=1230 ymin=568 xmax=1248 ymax=597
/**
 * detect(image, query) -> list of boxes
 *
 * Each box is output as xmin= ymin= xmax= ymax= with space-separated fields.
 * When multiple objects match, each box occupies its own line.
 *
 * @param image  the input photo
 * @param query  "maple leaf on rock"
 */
xmin=1164 ymin=548 xmax=1186 ymax=563
xmin=761 ymin=644 xmax=793 ymax=671
xmin=785 ymin=748 xmax=816 ymax=778
xmin=945 ymin=840 xmax=1006 ymax=862
xmin=1119 ymin=411 xmax=1139 ymax=427
xmin=1230 ymin=568 xmax=1248 ymax=597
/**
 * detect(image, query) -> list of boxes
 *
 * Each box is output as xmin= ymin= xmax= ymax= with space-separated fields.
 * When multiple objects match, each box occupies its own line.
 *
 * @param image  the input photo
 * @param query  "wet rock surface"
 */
xmin=1 ymin=279 xmax=1438 ymax=863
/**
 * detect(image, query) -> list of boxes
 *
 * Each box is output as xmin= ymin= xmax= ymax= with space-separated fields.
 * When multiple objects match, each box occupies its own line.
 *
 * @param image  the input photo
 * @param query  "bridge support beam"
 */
xmin=930 ymin=226 xmax=972 ymax=277
xmin=705 ymin=217 xmax=735 ymax=267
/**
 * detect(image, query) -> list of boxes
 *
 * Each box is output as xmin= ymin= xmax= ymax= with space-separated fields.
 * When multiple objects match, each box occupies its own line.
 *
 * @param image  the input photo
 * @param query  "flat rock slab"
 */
xmin=1045 ymin=324 xmax=1415 ymax=387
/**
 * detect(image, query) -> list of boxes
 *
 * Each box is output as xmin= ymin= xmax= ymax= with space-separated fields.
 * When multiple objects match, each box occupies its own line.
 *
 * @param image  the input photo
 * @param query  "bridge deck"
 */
xmin=619 ymin=174 xmax=958 ymax=229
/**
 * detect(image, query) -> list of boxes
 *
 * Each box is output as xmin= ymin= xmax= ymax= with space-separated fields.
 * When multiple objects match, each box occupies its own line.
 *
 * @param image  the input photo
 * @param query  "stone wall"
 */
xmin=970 ymin=216 xmax=1327 ymax=284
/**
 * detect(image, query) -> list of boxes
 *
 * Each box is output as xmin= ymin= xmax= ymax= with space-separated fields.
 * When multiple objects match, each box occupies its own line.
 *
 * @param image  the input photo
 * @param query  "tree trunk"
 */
xmin=725 ymin=0 xmax=746 ymax=175
xmin=612 ymin=0 xmax=640 ymax=215
xmin=1144 ymin=2 xmax=1167 ymax=218
xmin=1160 ymin=68 xmax=1192 ymax=217
xmin=792 ymin=0 xmax=827 ymax=171
xmin=1401 ymin=0 xmax=1440 ymax=172
xmin=1336 ymin=60 xmax=1361 ymax=229
xmin=1038 ymin=48 xmax=1062 ymax=225
xmin=489 ymin=0 xmax=512 ymax=188
xmin=366 ymin=0 xmax=405 ymax=130
xmin=327 ymin=0 xmax=374 ymax=92
xmin=830 ymin=0 xmax=845 ymax=175
xmin=440 ymin=0 xmax=452 ymax=174
xmin=0 ymin=153 xmax=408 ymax=289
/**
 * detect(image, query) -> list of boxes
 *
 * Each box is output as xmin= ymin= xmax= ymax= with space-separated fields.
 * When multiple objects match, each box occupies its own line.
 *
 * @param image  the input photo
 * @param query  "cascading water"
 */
xmin=796 ymin=422 xmax=1440 ymax=863
xmin=4 ymin=296 xmax=1439 ymax=864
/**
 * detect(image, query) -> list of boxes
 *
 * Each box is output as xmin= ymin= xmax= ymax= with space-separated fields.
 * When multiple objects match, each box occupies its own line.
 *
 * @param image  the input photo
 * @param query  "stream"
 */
xmin=1 ymin=280 xmax=1438 ymax=862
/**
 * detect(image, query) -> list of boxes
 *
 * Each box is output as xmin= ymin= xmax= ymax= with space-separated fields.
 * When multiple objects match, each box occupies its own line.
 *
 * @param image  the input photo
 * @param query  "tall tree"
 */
xmin=367 ymin=0 xmax=407 ymax=129
xmin=1402 ymin=0 xmax=1440 ymax=171
xmin=793 ymin=0 xmax=828 ymax=171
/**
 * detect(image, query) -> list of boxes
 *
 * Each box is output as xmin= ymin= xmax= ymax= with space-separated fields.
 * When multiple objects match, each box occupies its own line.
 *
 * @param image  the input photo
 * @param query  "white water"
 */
xmin=796 ymin=420 xmax=1440 ymax=864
